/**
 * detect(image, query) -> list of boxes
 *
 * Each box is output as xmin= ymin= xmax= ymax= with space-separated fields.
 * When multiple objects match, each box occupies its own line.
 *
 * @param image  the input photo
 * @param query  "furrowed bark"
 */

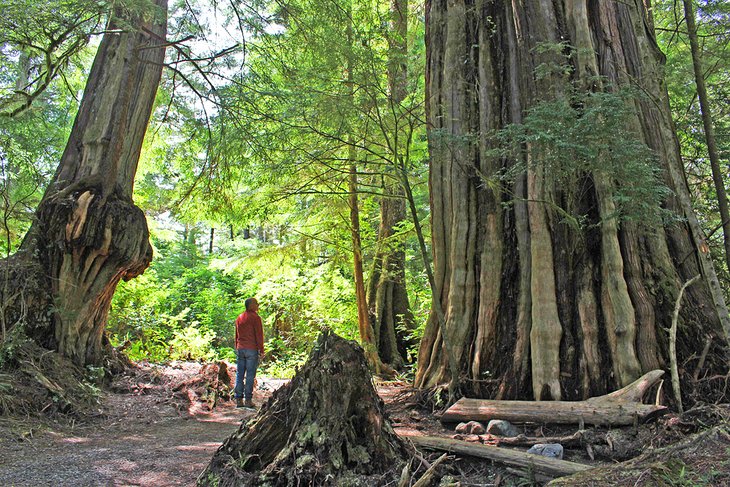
xmin=416 ymin=0 xmax=730 ymax=404
xmin=2 ymin=2 xmax=167 ymax=366
xmin=473 ymin=0 xmax=505 ymax=396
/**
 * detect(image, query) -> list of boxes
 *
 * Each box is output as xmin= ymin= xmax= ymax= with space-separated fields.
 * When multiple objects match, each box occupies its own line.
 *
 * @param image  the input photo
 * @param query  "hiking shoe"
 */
xmin=244 ymin=399 xmax=255 ymax=408
xmin=236 ymin=398 xmax=244 ymax=408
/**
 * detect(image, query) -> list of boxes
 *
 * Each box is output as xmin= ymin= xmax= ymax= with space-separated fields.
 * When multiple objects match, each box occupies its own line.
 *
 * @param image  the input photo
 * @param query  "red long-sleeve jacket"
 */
xmin=235 ymin=311 xmax=264 ymax=354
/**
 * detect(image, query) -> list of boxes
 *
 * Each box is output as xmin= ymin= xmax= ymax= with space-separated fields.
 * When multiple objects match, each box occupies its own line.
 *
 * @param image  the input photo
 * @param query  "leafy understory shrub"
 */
xmin=493 ymin=88 xmax=673 ymax=227
xmin=169 ymin=324 xmax=216 ymax=361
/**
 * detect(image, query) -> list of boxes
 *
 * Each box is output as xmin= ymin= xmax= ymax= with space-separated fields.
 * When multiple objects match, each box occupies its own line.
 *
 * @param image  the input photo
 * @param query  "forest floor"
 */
xmin=0 ymin=361 xmax=728 ymax=486
xmin=0 ymin=361 xmax=455 ymax=486
xmin=0 ymin=362 xmax=251 ymax=486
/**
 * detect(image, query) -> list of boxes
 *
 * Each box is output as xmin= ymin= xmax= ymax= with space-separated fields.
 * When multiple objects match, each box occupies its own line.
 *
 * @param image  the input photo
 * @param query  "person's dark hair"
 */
xmin=245 ymin=297 xmax=255 ymax=310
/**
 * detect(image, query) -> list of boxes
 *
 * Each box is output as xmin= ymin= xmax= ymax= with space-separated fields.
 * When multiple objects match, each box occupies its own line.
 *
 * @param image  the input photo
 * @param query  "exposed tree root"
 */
xmin=0 ymin=338 xmax=103 ymax=418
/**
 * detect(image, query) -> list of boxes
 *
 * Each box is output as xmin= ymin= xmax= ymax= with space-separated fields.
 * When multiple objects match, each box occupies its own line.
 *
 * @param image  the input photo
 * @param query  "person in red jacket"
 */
xmin=234 ymin=297 xmax=264 ymax=408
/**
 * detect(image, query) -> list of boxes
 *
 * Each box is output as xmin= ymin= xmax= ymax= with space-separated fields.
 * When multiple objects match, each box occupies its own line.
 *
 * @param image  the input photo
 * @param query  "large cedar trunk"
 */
xmin=415 ymin=0 xmax=730 ymax=404
xmin=0 ymin=3 xmax=167 ymax=367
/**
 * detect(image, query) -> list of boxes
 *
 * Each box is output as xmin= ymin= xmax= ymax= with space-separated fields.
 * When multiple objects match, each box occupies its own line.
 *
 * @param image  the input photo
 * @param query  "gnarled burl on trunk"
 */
xmin=0 ymin=1 xmax=167 ymax=367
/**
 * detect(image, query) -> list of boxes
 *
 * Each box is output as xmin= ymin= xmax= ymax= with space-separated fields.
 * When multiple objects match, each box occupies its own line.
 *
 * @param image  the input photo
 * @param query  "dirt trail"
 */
xmin=0 ymin=362 xmax=439 ymax=487
xmin=0 ymin=363 xmax=277 ymax=487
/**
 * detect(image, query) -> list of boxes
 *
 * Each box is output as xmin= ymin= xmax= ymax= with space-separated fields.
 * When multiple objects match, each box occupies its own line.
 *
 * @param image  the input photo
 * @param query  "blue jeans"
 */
xmin=235 ymin=349 xmax=259 ymax=400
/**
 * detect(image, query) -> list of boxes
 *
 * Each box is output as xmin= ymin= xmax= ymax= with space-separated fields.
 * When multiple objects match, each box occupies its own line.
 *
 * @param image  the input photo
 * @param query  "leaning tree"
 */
xmin=0 ymin=1 xmax=167 ymax=367
xmin=416 ymin=0 xmax=730 ymax=403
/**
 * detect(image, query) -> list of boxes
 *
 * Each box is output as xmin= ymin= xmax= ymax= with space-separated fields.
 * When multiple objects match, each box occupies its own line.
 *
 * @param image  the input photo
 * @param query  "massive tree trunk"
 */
xmin=416 ymin=0 xmax=730 ymax=404
xmin=366 ymin=0 xmax=414 ymax=370
xmin=0 ymin=2 xmax=167 ymax=366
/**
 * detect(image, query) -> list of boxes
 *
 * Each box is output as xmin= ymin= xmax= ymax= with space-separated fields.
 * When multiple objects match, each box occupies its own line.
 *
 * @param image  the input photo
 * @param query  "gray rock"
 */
xmin=486 ymin=419 xmax=520 ymax=437
xmin=527 ymin=443 xmax=564 ymax=460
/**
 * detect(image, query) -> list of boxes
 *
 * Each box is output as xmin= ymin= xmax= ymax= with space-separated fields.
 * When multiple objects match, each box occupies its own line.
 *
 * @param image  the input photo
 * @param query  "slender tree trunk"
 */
xmin=0 ymin=2 xmax=167 ymax=366
xmin=366 ymin=0 xmax=414 ymax=369
xmin=349 ymin=163 xmax=372 ymax=354
xmin=366 ymin=191 xmax=413 ymax=368
xmin=416 ymin=0 xmax=729 ymax=403
xmin=349 ymin=162 xmax=390 ymax=375
xmin=345 ymin=16 xmax=390 ymax=375
xmin=682 ymin=0 xmax=730 ymax=275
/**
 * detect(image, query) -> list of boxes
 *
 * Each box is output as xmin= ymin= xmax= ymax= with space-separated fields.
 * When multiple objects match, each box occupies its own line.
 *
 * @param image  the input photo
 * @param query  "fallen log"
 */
xmin=406 ymin=435 xmax=591 ymax=479
xmin=506 ymin=467 xmax=553 ymax=484
xmin=441 ymin=370 xmax=667 ymax=426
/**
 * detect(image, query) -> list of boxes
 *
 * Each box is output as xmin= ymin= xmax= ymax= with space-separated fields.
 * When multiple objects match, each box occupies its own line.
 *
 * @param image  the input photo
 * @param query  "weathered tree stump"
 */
xmin=198 ymin=330 xmax=411 ymax=486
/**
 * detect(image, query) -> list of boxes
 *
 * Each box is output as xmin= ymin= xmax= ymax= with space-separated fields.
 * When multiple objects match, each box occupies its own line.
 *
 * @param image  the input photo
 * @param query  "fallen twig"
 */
xmin=412 ymin=453 xmax=448 ymax=487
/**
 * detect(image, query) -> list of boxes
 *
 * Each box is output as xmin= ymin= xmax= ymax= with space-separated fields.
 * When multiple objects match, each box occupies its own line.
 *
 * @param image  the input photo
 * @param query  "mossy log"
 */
xmin=198 ymin=330 xmax=411 ymax=486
